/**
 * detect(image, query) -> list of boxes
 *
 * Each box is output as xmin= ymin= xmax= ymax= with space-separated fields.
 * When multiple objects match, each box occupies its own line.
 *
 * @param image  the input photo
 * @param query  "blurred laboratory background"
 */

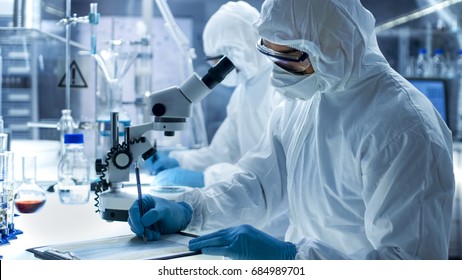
xmin=1 ymin=0 xmax=462 ymax=258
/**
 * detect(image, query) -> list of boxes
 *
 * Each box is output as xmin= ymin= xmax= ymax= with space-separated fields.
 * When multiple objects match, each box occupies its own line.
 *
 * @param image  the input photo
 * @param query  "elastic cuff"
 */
xmin=178 ymin=201 xmax=193 ymax=230
xmin=284 ymin=242 xmax=297 ymax=260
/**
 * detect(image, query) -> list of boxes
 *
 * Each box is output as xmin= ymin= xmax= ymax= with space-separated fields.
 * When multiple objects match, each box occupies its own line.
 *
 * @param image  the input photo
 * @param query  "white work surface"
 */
xmin=1 ymin=190 xmax=133 ymax=259
xmin=1 ymin=179 xmax=213 ymax=260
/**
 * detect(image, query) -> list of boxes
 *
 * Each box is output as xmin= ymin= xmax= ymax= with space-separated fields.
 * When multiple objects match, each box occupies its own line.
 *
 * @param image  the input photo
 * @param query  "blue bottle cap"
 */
xmin=64 ymin=133 xmax=84 ymax=144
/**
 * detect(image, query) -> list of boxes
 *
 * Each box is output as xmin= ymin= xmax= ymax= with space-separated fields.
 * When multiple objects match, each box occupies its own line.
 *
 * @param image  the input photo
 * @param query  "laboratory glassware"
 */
xmin=13 ymin=155 xmax=46 ymax=214
xmin=57 ymin=133 xmax=90 ymax=204
xmin=93 ymin=44 xmax=137 ymax=158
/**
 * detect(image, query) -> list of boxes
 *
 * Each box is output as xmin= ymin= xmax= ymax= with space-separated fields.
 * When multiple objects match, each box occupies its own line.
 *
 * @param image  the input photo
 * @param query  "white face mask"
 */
xmin=271 ymin=64 xmax=318 ymax=100
xmin=221 ymin=69 xmax=239 ymax=87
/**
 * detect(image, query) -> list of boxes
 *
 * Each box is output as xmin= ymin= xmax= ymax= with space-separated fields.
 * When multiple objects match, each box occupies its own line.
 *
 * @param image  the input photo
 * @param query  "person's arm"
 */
xmin=177 ymin=105 xmax=287 ymax=234
xmin=295 ymin=124 xmax=454 ymax=259
xmin=170 ymin=93 xmax=242 ymax=171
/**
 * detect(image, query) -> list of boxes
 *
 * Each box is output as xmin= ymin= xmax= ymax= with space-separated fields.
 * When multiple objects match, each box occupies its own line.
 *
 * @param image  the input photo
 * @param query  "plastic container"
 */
xmin=57 ymin=134 xmax=90 ymax=204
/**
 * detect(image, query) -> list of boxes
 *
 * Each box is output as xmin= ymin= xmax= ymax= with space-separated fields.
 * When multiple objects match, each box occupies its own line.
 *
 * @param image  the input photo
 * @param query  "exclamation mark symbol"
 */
xmin=72 ymin=66 xmax=76 ymax=86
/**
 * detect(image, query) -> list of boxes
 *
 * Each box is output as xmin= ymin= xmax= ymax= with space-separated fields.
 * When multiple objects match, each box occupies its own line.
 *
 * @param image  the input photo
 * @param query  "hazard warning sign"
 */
xmin=58 ymin=60 xmax=88 ymax=88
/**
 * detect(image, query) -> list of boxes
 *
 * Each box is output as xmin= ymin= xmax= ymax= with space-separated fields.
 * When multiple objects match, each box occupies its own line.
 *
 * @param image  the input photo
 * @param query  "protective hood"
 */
xmin=256 ymin=0 xmax=389 ymax=96
xmin=203 ymin=1 xmax=271 ymax=81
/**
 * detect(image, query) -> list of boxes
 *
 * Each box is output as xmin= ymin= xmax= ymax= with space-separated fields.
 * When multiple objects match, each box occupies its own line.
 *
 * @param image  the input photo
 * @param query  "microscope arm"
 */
xmin=96 ymin=56 xmax=234 ymax=190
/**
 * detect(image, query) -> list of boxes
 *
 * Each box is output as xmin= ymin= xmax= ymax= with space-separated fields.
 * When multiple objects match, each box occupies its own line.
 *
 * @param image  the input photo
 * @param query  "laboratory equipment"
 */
xmin=456 ymin=50 xmax=462 ymax=77
xmin=57 ymin=2 xmax=100 ymax=110
xmin=14 ymin=155 xmax=46 ymax=214
xmin=93 ymin=42 xmax=138 ymax=159
xmin=415 ymin=48 xmax=430 ymax=77
xmin=134 ymin=163 xmax=147 ymax=243
xmin=94 ymin=56 xmax=235 ymax=221
xmin=1 ymin=153 xmax=9 ymax=240
xmin=431 ymin=48 xmax=447 ymax=77
xmin=131 ymin=36 xmax=152 ymax=125
xmin=13 ymin=0 xmax=42 ymax=29
xmin=155 ymin=0 xmax=208 ymax=148
xmin=3 ymin=151 xmax=18 ymax=238
xmin=57 ymin=133 xmax=90 ymax=204
xmin=56 ymin=109 xmax=77 ymax=156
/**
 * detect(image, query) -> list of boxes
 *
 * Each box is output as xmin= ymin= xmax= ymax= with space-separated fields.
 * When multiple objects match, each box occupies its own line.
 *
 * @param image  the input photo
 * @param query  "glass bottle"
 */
xmin=57 ymin=133 xmax=90 ymax=204
xmin=57 ymin=109 xmax=76 ymax=156
xmin=456 ymin=50 xmax=462 ymax=78
xmin=14 ymin=156 xmax=47 ymax=214
xmin=415 ymin=48 xmax=429 ymax=77
xmin=431 ymin=48 xmax=447 ymax=78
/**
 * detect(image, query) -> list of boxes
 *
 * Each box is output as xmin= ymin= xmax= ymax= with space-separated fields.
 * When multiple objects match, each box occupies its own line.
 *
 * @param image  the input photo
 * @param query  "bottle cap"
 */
xmin=64 ymin=133 xmax=84 ymax=144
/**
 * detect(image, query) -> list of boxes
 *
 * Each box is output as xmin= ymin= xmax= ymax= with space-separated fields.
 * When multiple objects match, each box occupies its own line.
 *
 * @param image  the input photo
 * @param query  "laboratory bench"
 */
xmin=1 ymin=190 xmax=217 ymax=260
xmin=0 ymin=170 xmax=215 ymax=260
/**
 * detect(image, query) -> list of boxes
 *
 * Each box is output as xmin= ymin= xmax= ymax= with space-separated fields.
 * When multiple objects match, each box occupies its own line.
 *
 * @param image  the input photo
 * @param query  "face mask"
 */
xmin=221 ymin=69 xmax=239 ymax=87
xmin=271 ymin=64 xmax=318 ymax=100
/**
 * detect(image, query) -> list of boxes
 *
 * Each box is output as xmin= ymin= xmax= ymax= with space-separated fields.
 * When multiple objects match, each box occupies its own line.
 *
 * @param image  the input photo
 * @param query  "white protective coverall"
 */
xmin=178 ymin=0 xmax=455 ymax=259
xmin=169 ymin=1 xmax=282 ymax=186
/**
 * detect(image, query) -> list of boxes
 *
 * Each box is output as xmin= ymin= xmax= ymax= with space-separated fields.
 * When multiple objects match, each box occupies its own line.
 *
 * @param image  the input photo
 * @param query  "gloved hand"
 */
xmin=128 ymin=195 xmax=192 ymax=241
xmin=189 ymin=224 xmax=297 ymax=260
xmin=144 ymin=151 xmax=179 ymax=175
xmin=152 ymin=167 xmax=205 ymax=188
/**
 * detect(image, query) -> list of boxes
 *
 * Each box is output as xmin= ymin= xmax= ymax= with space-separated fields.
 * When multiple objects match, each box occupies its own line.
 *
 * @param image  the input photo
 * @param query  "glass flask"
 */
xmin=14 ymin=155 xmax=46 ymax=214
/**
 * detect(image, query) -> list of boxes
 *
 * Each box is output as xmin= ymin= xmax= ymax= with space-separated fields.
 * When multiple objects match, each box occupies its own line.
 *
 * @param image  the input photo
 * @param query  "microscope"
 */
xmin=95 ymin=56 xmax=235 ymax=221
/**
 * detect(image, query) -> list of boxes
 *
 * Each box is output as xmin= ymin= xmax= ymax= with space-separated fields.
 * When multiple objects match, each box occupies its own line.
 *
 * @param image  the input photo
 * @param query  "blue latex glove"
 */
xmin=144 ymin=151 xmax=179 ymax=175
xmin=128 ymin=195 xmax=192 ymax=241
xmin=153 ymin=167 xmax=205 ymax=188
xmin=189 ymin=224 xmax=297 ymax=260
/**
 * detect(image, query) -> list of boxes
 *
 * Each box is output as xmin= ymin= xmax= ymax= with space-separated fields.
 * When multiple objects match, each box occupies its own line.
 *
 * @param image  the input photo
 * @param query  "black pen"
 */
xmin=135 ymin=162 xmax=147 ymax=244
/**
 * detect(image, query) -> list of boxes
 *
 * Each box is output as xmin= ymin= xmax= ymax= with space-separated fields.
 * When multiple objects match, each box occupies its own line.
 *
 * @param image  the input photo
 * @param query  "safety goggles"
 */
xmin=256 ymin=39 xmax=311 ymax=73
xmin=205 ymin=55 xmax=224 ymax=66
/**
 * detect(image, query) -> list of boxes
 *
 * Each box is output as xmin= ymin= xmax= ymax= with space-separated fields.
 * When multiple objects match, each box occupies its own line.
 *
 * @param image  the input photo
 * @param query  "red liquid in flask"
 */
xmin=15 ymin=200 xmax=46 ymax=213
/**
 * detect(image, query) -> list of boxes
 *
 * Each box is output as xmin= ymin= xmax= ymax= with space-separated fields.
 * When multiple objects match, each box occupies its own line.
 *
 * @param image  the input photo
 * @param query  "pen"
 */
xmin=135 ymin=162 xmax=147 ymax=244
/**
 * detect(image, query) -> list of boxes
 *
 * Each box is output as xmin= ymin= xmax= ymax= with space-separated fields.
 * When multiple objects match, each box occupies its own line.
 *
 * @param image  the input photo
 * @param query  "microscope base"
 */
xmin=98 ymin=185 xmax=194 ymax=222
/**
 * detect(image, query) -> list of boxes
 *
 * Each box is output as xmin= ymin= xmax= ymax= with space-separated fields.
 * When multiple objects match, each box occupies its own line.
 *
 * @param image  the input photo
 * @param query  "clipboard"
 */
xmin=27 ymin=232 xmax=201 ymax=260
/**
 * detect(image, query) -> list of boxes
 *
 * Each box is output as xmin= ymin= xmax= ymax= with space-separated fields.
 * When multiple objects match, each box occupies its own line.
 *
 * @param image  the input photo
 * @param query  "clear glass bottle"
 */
xmin=415 ymin=48 xmax=429 ymax=77
xmin=14 ymin=156 xmax=47 ymax=214
xmin=456 ymin=50 xmax=462 ymax=78
xmin=431 ymin=48 xmax=447 ymax=78
xmin=57 ymin=109 xmax=76 ymax=156
xmin=57 ymin=133 xmax=90 ymax=204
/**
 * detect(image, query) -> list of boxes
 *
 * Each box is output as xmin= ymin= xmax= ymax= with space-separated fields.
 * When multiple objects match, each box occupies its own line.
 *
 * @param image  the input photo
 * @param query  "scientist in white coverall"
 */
xmin=130 ymin=0 xmax=455 ymax=259
xmin=148 ymin=1 xmax=282 ymax=188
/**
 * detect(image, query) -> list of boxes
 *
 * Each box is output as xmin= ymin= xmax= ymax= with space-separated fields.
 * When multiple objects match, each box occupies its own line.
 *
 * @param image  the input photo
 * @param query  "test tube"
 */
xmin=0 ymin=152 xmax=9 ymax=239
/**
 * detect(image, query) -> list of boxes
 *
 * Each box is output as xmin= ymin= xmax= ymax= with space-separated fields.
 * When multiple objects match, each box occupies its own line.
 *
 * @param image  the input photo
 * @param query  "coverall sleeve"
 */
xmin=176 ymin=107 xmax=287 ymax=234
xmin=295 ymin=124 xmax=454 ymax=259
xmin=169 ymin=92 xmax=243 ymax=171
xmin=170 ymin=115 xmax=241 ymax=171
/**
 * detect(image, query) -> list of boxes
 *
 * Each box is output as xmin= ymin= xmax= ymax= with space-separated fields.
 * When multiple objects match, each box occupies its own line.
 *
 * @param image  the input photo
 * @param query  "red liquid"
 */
xmin=15 ymin=200 xmax=46 ymax=214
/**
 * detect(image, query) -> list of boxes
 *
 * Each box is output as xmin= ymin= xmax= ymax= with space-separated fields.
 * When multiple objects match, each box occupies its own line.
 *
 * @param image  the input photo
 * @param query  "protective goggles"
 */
xmin=256 ymin=39 xmax=311 ymax=73
xmin=205 ymin=55 xmax=224 ymax=66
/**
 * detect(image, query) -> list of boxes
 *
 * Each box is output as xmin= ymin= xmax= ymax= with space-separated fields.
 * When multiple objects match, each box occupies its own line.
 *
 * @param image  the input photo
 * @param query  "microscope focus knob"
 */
xmin=112 ymin=149 xmax=133 ymax=170
xmin=152 ymin=103 xmax=166 ymax=116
